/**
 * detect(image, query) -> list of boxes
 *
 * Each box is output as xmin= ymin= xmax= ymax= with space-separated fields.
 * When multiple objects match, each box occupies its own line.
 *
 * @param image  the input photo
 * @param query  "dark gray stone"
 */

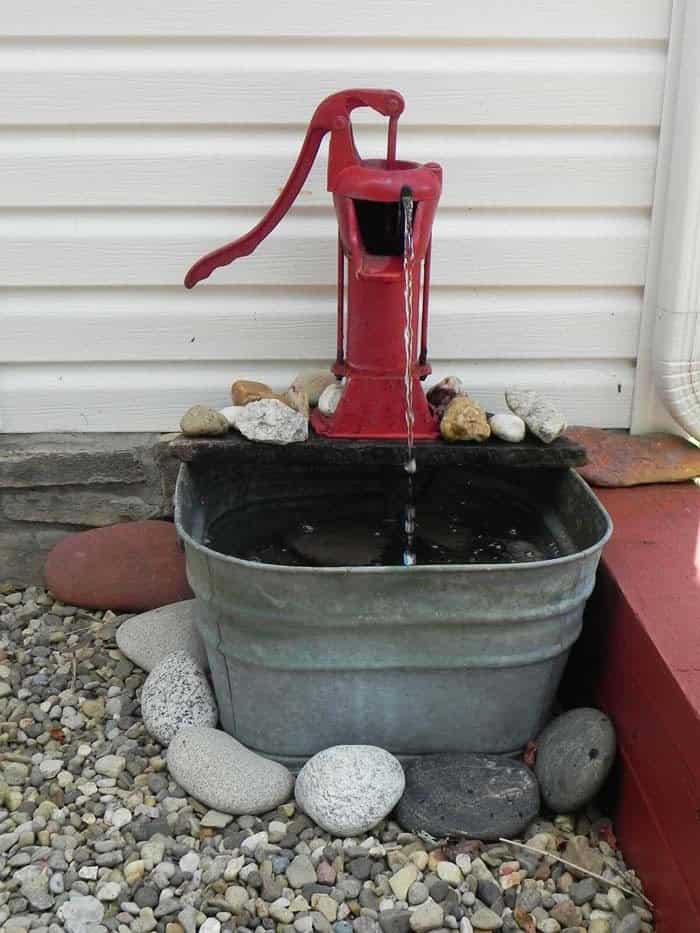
xmin=395 ymin=754 xmax=540 ymax=841
xmin=428 ymin=882 xmax=450 ymax=903
xmin=378 ymin=909 xmax=411 ymax=933
xmin=569 ymin=878 xmax=597 ymax=906
xmin=359 ymin=890 xmax=380 ymax=911
xmin=515 ymin=880 xmax=541 ymax=913
xmin=615 ymin=915 xmax=641 ymax=933
xmin=302 ymin=884 xmax=333 ymax=901
xmin=477 ymin=879 xmax=502 ymax=908
xmin=134 ymin=885 xmax=159 ymax=908
xmin=348 ymin=857 xmax=372 ymax=881
xmin=535 ymin=708 xmax=616 ymax=812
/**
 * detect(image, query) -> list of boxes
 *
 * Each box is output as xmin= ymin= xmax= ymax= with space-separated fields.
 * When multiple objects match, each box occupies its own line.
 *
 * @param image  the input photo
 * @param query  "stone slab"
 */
xmin=566 ymin=426 xmax=700 ymax=486
xmin=2 ymin=489 xmax=161 ymax=526
xmin=169 ymin=430 xmax=586 ymax=470
xmin=0 ymin=433 xmax=161 ymax=488
xmin=0 ymin=525 xmax=74 ymax=586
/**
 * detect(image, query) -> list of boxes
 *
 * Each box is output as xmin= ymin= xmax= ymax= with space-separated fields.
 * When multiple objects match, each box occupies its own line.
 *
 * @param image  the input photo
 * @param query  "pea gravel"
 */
xmin=0 ymin=582 xmax=655 ymax=933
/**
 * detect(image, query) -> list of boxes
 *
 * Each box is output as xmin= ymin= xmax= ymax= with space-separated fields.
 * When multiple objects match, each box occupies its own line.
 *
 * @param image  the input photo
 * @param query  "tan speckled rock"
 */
xmin=440 ymin=397 xmax=490 ymax=443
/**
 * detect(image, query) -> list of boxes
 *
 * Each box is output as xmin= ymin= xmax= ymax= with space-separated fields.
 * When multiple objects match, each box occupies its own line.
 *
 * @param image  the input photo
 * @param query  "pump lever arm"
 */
xmin=185 ymin=89 xmax=404 ymax=288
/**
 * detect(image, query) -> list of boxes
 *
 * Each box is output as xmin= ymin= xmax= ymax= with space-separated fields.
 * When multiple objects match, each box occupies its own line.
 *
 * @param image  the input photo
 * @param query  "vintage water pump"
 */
xmin=185 ymin=89 xmax=442 ymax=439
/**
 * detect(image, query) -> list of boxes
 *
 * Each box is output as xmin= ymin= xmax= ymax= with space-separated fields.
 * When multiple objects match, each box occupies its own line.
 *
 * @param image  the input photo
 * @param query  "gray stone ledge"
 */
xmin=0 ymin=432 xmax=180 ymax=584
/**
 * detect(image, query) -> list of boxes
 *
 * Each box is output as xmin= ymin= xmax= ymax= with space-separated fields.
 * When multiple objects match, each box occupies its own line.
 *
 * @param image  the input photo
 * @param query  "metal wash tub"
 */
xmin=174 ymin=457 xmax=611 ymax=766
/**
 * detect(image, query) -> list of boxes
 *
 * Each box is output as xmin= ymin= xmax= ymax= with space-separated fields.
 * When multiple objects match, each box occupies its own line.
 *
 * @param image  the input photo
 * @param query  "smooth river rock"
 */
xmin=395 ymin=753 xmax=539 ymax=841
xmin=295 ymin=744 xmax=405 ymax=836
xmin=44 ymin=520 xmax=193 ymax=611
xmin=116 ymin=599 xmax=208 ymax=672
xmin=535 ymin=708 xmax=616 ymax=812
xmin=141 ymin=650 xmax=218 ymax=745
xmin=168 ymin=726 xmax=295 ymax=814
xmin=318 ymin=382 xmax=344 ymax=416
xmin=506 ymin=387 xmax=566 ymax=444
xmin=234 ymin=398 xmax=308 ymax=445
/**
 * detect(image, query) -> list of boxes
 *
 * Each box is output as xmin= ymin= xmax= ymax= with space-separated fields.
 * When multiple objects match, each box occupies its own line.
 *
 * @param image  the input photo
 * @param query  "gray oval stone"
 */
xmin=535 ymin=707 xmax=616 ymax=812
xmin=168 ymin=726 xmax=294 ymax=814
xmin=116 ymin=599 xmax=208 ymax=672
xmin=295 ymin=745 xmax=405 ymax=836
xmin=141 ymin=650 xmax=218 ymax=745
xmin=395 ymin=753 xmax=539 ymax=841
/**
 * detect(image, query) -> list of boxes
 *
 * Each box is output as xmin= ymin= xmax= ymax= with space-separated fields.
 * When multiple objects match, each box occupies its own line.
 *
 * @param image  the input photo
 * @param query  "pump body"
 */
xmin=185 ymin=89 xmax=442 ymax=440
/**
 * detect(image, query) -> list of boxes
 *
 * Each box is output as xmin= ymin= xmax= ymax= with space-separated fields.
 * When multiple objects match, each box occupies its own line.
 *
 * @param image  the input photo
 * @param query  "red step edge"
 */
xmin=565 ymin=483 xmax=700 ymax=932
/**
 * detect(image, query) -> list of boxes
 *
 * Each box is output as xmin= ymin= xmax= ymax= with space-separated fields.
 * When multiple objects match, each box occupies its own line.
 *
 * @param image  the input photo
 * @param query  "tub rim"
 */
xmin=174 ymin=465 xmax=613 ymax=577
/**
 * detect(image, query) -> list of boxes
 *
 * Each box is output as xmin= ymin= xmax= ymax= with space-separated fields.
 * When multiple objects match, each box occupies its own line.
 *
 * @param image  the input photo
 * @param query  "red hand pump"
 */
xmin=185 ymin=89 xmax=442 ymax=440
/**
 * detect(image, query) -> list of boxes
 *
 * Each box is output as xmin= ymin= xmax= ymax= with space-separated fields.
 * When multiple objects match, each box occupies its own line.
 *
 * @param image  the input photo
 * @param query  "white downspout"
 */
xmin=643 ymin=0 xmax=700 ymax=439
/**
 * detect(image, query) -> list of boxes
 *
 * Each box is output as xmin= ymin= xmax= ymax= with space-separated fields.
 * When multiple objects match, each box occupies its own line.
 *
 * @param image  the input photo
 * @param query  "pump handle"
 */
xmin=184 ymin=89 xmax=404 ymax=287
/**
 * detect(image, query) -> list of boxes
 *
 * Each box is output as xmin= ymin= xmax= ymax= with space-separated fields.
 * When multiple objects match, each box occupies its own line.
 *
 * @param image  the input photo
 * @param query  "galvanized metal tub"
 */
xmin=174 ymin=461 xmax=611 ymax=766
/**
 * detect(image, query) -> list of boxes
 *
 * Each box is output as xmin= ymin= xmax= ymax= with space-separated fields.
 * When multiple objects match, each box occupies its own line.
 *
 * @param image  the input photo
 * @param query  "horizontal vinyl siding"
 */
xmin=0 ymin=1 xmax=672 ymax=432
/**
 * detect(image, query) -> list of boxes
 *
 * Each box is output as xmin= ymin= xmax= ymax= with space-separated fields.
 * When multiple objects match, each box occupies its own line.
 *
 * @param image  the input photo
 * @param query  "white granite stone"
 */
xmin=141 ymin=650 xmax=217 ymax=745
xmin=295 ymin=744 xmax=405 ymax=836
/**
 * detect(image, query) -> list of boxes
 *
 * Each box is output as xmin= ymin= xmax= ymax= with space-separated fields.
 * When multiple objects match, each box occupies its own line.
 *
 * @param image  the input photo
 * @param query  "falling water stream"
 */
xmin=401 ymin=187 xmax=417 ymax=567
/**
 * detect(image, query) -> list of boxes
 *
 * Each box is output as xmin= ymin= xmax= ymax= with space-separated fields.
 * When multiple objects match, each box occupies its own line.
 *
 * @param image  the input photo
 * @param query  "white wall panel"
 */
xmin=0 ymin=1 xmax=671 ymax=432
xmin=1 ymin=1 xmax=672 ymax=40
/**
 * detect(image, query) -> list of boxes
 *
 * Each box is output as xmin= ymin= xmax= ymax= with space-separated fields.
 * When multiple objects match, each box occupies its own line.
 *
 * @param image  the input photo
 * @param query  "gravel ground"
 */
xmin=0 ymin=582 xmax=654 ymax=933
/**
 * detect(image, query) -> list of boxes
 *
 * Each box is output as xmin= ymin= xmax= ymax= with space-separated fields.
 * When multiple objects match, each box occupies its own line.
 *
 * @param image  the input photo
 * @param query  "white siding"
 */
xmin=0 ymin=1 xmax=672 ymax=432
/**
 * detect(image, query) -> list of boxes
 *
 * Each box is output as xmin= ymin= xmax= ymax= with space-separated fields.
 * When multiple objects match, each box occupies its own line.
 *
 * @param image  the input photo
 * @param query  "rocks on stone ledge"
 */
xmin=231 ymin=377 xmax=310 ymax=418
xmin=440 ymin=397 xmax=491 ymax=443
xmin=231 ymin=379 xmax=286 ymax=407
xmin=43 ymin=519 xmax=192 ymax=611
xmin=318 ymin=381 xmax=344 ymax=416
xmin=427 ymin=375 xmax=468 ymax=417
xmin=295 ymin=744 xmax=405 ymax=836
xmin=141 ymin=650 xmax=218 ymax=745
xmin=234 ymin=398 xmax=309 ymax=444
xmin=115 ymin=598 xmax=208 ymax=672
xmin=535 ymin=708 xmax=617 ymax=812
xmin=180 ymin=404 xmax=229 ymax=436
xmin=489 ymin=412 xmax=526 ymax=443
xmin=292 ymin=368 xmax=337 ymax=406
xmin=168 ymin=725 xmax=295 ymax=814
xmin=506 ymin=387 xmax=566 ymax=444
